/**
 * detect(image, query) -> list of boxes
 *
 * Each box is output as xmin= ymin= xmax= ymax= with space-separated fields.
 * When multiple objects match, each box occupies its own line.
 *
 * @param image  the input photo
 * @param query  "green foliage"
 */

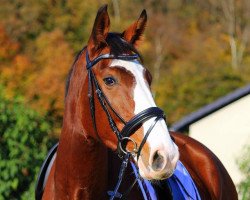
xmin=237 ymin=145 xmax=250 ymax=200
xmin=0 ymin=86 xmax=54 ymax=200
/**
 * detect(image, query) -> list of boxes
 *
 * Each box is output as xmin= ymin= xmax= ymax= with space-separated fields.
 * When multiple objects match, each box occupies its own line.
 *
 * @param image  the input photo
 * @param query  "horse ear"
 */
xmin=122 ymin=10 xmax=147 ymax=46
xmin=88 ymin=5 xmax=110 ymax=51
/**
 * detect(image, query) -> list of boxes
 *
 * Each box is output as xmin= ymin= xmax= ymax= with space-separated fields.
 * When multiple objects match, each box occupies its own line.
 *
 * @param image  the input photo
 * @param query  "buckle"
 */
xmin=118 ymin=137 xmax=138 ymax=156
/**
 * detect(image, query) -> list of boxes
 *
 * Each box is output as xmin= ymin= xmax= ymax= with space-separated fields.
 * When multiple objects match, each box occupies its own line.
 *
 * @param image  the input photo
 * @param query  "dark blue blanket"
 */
xmin=131 ymin=161 xmax=201 ymax=200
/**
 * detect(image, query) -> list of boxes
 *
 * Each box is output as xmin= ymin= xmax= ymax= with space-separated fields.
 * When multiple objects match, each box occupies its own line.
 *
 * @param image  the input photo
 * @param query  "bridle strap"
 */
xmin=118 ymin=107 xmax=165 ymax=159
xmin=107 ymin=153 xmax=139 ymax=200
xmin=86 ymin=50 xmax=140 ymax=70
xmin=91 ymin=70 xmax=126 ymax=125
xmin=91 ymin=70 xmax=123 ymax=139
xmin=136 ymin=116 xmax=162 ymax=161
xmin=87 ymin=70 xmax=102 ymax=141
xmin=120 ymin=107 xmax=165 ymax=137
xmin=107 ymin=153 xmax=131 ymax=199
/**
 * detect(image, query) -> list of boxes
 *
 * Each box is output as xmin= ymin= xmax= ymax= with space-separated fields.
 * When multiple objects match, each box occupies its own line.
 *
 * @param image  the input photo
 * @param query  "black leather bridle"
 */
xmin=85 ymin=48 xmax=166 ymax=199
xmin=86 ymin=49 xmax=165 ymax=158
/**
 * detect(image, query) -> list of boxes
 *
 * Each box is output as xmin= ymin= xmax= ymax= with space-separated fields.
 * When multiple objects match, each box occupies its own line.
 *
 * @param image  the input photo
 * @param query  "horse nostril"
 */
xmin=151 ymin=151 xmax=165 ymax=171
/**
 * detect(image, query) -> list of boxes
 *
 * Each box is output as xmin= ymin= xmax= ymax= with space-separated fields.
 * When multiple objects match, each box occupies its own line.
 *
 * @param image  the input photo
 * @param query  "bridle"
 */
xmin=85 ymin=48 xmax=166 ymax=199
xmin=86 ymin=49 xmax=165 ymax=158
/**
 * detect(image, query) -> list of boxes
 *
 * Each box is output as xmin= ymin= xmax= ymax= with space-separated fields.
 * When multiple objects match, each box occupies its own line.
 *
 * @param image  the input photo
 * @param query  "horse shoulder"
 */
xmin=170 ymin=131 xmax=238 ymax=200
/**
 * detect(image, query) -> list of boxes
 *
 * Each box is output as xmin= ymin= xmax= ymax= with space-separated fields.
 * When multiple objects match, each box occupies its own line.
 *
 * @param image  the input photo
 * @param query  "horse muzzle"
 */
xmin=138 ymin=143 xmax=179 ymax=180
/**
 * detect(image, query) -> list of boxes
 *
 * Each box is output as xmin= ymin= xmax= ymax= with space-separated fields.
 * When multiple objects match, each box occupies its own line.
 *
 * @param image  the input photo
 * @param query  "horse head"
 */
xmin=68 ymin=5 xmax=179 ymax=181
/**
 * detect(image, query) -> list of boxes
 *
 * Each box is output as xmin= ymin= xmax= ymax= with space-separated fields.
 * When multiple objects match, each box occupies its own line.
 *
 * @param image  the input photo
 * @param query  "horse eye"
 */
xmin=103 ymin=77 xmax=117 ymax=86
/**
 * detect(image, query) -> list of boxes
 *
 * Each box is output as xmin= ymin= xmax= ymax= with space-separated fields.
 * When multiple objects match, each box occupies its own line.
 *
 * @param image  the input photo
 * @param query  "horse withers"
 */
xmin=38 ymin=5 xmax=238 ymax=200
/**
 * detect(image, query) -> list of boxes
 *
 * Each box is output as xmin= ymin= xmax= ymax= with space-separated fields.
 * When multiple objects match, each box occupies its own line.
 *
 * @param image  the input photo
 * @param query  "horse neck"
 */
xmin=54 ymin=54 xmax=109 ymax=199
xmin=55 ymin=127 xmax=108 ymax=199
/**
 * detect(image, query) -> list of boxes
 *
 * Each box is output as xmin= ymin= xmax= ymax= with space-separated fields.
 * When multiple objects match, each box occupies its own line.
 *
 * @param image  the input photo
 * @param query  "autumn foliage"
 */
xmin=0 ymin=0 xmax=250 ymax=125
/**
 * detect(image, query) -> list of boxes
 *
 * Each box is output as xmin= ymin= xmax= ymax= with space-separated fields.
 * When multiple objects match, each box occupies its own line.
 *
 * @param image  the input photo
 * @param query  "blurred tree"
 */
xmin=199 ymin=0 xmax=250 ymax=69
xmin=0 ymin=0 xmax=50 ymax=45
xmin=146 ymin=1 xmax=169 ymax=84
xmin=0 ymin=86 xmax=55 ymax=200
xmin=26 ymin=29 xmax=73 ymax=116
xmin=151 ymin=10 xmax=245 ymax=123
xmin=0 ymin=24 xmax=19 ymax=62
xmin=0 ymin=24 xmax=31 ymax=98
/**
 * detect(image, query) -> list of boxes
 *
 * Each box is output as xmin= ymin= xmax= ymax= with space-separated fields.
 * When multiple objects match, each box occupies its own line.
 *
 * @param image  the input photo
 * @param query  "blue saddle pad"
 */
xmin=131 ymin=161 xmax=201 ymax=200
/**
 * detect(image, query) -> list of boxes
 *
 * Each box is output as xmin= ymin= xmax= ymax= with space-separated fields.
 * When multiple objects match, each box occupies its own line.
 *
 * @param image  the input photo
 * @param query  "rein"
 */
xmin=85 ymin=49 xmax=165 ymax=199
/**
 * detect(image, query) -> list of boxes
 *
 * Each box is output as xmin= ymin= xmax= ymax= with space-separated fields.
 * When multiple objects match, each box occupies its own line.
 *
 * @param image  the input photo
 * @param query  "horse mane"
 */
xmin=65 ymin=32 xmax=142 ymax=97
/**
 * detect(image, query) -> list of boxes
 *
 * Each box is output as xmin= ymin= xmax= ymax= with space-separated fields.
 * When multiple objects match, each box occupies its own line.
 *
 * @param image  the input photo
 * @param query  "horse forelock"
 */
xmin=106 ymin=33 xmax=142 ymax=60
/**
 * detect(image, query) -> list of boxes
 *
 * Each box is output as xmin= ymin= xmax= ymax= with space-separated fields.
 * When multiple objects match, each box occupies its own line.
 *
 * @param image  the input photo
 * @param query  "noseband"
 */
xmin=86 ymin=49 xmax=165 ymax=159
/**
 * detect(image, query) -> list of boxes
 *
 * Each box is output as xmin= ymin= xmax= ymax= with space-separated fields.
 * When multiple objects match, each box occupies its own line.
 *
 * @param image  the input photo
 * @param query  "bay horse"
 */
xmin=40 ymin=5 xmax=237 ymax=200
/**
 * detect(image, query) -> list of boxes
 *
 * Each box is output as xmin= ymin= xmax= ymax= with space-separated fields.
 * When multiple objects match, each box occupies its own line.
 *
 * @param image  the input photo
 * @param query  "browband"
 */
xmin=86 ymin=50 xmax=140 ymax=70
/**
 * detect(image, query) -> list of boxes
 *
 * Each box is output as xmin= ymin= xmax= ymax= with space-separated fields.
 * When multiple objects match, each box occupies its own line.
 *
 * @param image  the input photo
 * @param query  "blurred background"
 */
xmin=0 ymin=0 xmax=249 ymax=199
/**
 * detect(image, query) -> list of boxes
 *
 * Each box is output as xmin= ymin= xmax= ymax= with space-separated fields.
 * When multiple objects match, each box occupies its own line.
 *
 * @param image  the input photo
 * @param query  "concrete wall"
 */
xmin=189 ymin=94 xmax=250 ymax=184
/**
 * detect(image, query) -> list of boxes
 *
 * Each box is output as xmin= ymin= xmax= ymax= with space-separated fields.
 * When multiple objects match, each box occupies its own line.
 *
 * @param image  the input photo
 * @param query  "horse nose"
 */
xmin=150 ymin=150 xmax=167 ymax=171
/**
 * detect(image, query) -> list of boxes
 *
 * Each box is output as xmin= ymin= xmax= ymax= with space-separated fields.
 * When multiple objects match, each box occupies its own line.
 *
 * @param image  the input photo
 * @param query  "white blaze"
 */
xmin=110 ymin=60 xmax=178 ymax=162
